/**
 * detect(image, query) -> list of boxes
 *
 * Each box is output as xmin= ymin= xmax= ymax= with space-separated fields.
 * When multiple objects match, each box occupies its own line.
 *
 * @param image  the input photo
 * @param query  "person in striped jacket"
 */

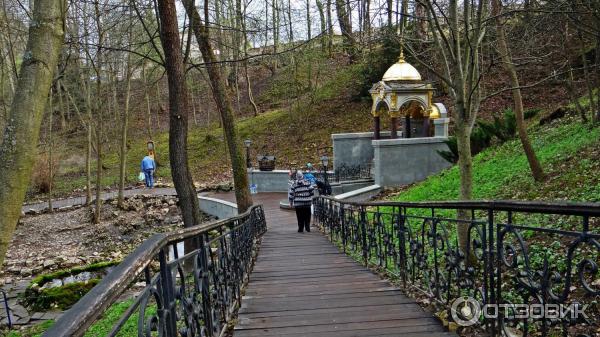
xmin=288 ymin=171 xmax=315 ymax=232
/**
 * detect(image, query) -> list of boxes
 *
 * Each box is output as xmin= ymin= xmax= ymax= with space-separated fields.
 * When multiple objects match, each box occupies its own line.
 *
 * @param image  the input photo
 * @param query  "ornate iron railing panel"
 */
xmin=315 ymin=164 xmax=372 ymax=183
xmin=313 ymin=197 xmax=600 ymax=337
xmin=42 ymin=205 xmax=266 ymax=337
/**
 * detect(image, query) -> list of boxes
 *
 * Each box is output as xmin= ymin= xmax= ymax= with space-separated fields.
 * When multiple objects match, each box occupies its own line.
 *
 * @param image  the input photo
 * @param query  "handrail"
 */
xmin=318 ymin=195 xmax=600 ymax=216
xmin=42 ymin=204 xmax=266 ymax=337
xmin=313 ymin=196 xmax=600 ymax=337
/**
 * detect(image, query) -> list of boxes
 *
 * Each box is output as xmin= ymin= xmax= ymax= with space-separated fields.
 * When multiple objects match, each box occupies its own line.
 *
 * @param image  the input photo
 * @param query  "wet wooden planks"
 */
xmin=211 ymin=193 xmax=454 ymax=337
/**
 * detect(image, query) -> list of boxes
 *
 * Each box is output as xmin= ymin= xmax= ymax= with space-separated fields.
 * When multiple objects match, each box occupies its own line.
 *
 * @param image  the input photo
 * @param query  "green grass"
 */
xmin=5 ymin=320 xmax=54 ymax=337
xmin=388 ymin=116 xmax=600 ymax=203
xmin=5 ymin=299 xmax=156 ymax=337
xmin=82 ymin=299 xmax=157 ymax=337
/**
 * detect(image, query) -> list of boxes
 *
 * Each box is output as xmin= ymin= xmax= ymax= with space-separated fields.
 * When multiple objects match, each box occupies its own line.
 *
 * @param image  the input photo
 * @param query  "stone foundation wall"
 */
xmin=372 ymin=137 xmax=451 ymax=186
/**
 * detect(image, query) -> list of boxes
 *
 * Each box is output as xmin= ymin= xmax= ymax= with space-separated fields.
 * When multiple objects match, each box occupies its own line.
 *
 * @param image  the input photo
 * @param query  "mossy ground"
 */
xmin=24 ymin=261 xmax=120 ymax=311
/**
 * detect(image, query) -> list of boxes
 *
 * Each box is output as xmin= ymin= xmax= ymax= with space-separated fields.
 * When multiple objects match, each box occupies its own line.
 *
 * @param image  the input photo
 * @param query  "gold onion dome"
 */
xmin=382 ymin=52 xmax=422 ymax=81
xmin=429 ymin=104 xmax=441 ymax=119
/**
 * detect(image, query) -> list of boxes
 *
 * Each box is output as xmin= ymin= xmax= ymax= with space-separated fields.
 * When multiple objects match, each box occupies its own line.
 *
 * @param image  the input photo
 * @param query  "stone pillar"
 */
xmin=423 ymin=118 xmax=431 ymax=137
xmin=373 ymin=116 xmax=381 ymax=140
xmin=404 ymin=116 xmax=412 ymax=138
xmin=390 ymin=117 xmax=398 ymax=139
xmin=433 ymin=118 xmax=449 ymax=137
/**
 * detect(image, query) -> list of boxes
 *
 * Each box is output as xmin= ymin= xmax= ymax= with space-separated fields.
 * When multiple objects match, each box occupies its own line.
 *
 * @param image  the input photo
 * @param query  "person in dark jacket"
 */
xmin=289 ymin=171 xmax=315 ymax=232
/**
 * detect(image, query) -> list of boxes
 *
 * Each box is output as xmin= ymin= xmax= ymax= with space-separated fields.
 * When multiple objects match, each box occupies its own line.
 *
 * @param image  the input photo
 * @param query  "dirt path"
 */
xmin=22 ymin=188 xmax=178 ymax=214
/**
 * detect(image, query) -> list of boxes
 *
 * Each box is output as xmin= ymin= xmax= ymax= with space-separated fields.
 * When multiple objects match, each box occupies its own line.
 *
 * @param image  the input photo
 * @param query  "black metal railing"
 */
xmin=1 ymin=290 xmax=11 ymax=329
xmin=42 ymin=205 xmax=266 ymax=337
xmin=313 ymin=197 xmax=600 ymax=337
xmin=315 ymin=164 xmax=372 ymax=183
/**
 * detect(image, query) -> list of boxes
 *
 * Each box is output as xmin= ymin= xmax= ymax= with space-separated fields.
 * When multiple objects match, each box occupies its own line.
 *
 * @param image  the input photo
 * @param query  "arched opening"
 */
xmin=399 ymin=100 xmax=431 ymax=138
xmin=372 ymin=101 xmax=391 ymax=140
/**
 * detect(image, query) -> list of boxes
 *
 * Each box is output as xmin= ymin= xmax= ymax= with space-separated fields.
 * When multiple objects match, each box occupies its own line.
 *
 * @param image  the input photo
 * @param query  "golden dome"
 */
xmin=429 ymin=104 xmax=441 ymax=119
xmin=382 ymin=53 xmax=422 ymax=81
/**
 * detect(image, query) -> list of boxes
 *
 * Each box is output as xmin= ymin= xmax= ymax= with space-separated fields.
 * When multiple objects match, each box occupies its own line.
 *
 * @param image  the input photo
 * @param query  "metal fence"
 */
xmin=313 ymin=197 xmax=600 ymax=337
xmin=315 ymin=164 xmax=372 ymax=183
xmin=42 ymin=205 xmax=266 ymax=337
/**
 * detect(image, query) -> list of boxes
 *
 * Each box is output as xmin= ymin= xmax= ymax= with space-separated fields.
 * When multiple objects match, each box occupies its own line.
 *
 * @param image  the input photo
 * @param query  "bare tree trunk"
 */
xmin=415 ymin=1 xmax=427 ymax=39
xmin=566 ymin=66 xmax=588 ymax=123
xmin=273 ymin=0 xmax=279 ymax=70
xmin=316 ymin=0 xmax=327 ymax=52
xmin=118 ymin=48 xmax=133 ymax=208
xmin=48 ymin=90 xmax=54 ymax=213
xmin=93 ymin=2 xmax=104 ymax=225
xmin=363 ymin=0 xmax=370 ymax=44
xmin=492 ymin=0 xmax=545 ymax=182
xmin=326 ymin=0 xmax=333 ymax=57
xmin=306 ymin=0 xmax=312 ymax=40
xmin=335 ymin=0 xmax=356 ymax=59
xmin=56 ymin=79 xmax=66 ymax=129
xmin=85 ymin=97 xmax=92 ymax=205
xmin=156 ymin=0 xmax=203 ymax=227
xmin=0 ymin=0 xmax=65 ymax=269
xmin=416 ymin=0 xmax=488 ymax=259
xmin=287 ymin=0 xmax=294 ymax=42
xmin=183 ymin=0 xmax=253 ymax=213
xmin=387 ymin=0 xmax=393 ymax=26
xmin=142 ymin=64 xmax=153 ymax=140
xmin=242 ymin=3 xmax=259 ymax=116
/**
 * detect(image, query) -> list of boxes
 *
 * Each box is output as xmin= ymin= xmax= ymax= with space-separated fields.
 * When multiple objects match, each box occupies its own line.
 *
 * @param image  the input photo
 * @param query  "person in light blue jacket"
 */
xmin=141 ymin=155 xmax=156 ymax=188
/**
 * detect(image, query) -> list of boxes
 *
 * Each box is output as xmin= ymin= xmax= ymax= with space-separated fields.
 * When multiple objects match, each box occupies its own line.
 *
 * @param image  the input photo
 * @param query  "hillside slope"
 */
xmin=36 ymin=50 xmax=587 ymax=200
xmin=384 ymin=115 xmax=600 ymax=203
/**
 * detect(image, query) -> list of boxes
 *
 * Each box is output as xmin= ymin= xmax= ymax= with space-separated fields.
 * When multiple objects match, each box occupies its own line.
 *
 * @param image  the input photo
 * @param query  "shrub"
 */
xmin=478 ymin=109 xmax=517 ymax=143
xmin=524 ymin=108 xmax=541 ymax=120
xmin=438 ymin=109 xmax=518 ymax=163
xmin=31 ymin=153 xmax=60 ymax=194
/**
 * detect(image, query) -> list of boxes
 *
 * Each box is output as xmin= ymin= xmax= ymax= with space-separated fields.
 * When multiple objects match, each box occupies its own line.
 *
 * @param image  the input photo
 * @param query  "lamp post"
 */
xmin=147 ymin=141 xmax=155 ymax=159
xmin=244 ymin=139 xmax=252 ymax=169
xmin=320 ymin=155 xmax=329 ymax=189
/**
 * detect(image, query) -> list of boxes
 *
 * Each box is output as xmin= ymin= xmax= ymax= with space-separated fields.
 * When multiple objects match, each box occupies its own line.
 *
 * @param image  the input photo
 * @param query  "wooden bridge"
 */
xmin=231 ymin=193 xmax=455 ymax=337
xmin=35 ymin=191 xmax=599 ymax=337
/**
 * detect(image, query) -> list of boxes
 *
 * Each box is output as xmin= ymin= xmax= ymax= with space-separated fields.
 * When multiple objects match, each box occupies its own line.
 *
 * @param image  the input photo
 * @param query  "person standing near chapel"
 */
xmin=141 ymin=155 xmax=156 ymax=188
xmin=289 ymin=171 xmax=315 ymax=232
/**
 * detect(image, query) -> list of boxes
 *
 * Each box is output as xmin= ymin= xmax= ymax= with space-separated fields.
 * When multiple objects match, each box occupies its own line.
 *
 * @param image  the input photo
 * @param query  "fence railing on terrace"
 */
xmin=313 ymin=197 xmax=600 ymax=337
xmin=42 ymin=205 xmax=266 ymax=337
xmin=315 ymin=164 xmax=372 ymax=183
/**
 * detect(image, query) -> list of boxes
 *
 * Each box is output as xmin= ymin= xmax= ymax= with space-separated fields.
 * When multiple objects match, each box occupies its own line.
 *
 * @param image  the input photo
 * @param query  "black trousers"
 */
xmin=295 ymin=206 xmax=311 ymax=232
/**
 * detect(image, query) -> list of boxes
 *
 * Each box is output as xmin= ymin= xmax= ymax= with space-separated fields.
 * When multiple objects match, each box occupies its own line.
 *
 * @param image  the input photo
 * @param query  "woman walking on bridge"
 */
xmin=288 ymin=171 xmax=315 ymax=233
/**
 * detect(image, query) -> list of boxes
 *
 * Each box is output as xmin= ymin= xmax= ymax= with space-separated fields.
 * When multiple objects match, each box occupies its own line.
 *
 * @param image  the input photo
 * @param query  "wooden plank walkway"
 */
xmin=225 ymin=192 xmax=455 ymax=337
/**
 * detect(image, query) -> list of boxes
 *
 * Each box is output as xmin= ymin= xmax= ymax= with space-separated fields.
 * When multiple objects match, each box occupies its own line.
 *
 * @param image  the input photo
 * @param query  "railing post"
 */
xmin=431 ymin=208 xmax=440 ymax=301
xmin=158 ymin=248 xmax=178 ymax=337
xmin=486 ymin=207 xmax=496 ymax=336
xmin=199 ymin=232 xmax=215 ymax=336
xmin=397 ymin=206 xmax=407 ymax=288
xmin=359 ymin=206 xmax=369 ymax=264
xmin=340 ymin=204 xmax=346 ymax=253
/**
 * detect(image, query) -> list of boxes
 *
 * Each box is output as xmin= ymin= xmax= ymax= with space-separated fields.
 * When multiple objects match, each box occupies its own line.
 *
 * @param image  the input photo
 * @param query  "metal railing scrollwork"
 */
xmin=42 ymin=204 xmax=266 ymax=337
xmin=313 ymin=197 xmax=600 ymax=337
xmin=315 ymin=164 xmax=372 ymax=183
